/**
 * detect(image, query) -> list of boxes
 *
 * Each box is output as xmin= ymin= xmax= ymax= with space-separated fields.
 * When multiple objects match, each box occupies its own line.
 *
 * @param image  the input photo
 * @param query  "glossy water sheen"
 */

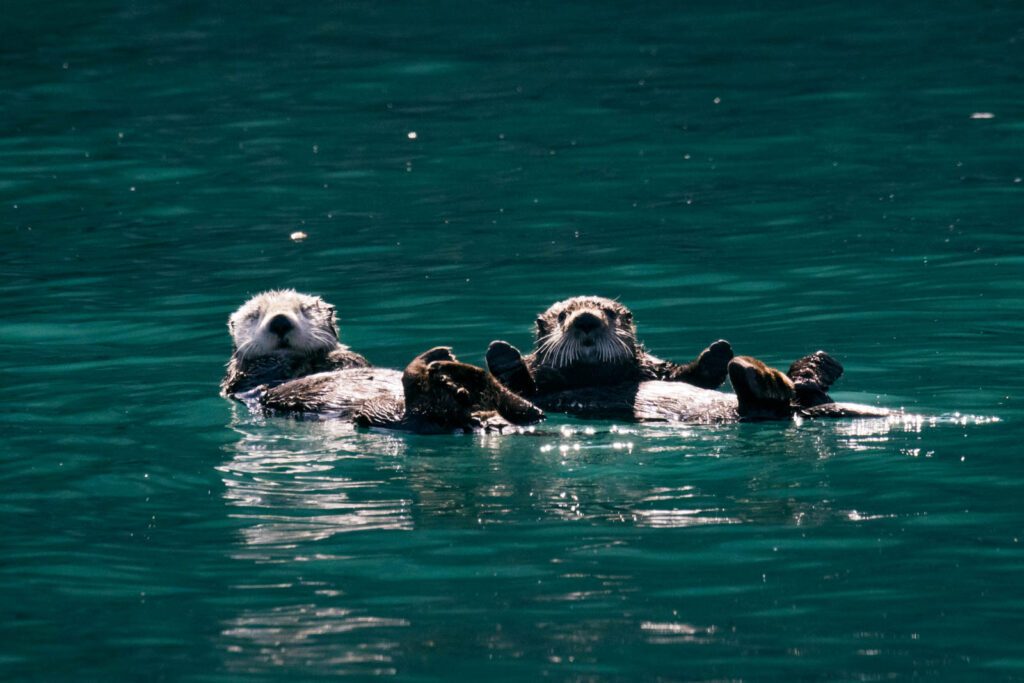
xmin=2 ymin=1 xmax=1022 ymax=680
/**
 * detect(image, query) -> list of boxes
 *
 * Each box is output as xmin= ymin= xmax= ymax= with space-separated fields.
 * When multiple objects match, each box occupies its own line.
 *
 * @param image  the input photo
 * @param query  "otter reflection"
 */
xmin=219 ymin=417 xmax=414 ymax=552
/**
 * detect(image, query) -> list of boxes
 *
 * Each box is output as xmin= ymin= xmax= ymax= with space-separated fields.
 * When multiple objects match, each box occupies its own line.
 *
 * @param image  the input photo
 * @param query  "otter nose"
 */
xmin=572 ymin=312 xmax=602 ymax=334
xmin=268 ymin=314 xmax=294 ymax=337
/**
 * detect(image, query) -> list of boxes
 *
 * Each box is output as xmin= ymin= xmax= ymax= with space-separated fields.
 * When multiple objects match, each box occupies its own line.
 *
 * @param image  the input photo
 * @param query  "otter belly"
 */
xmin=632 ymin=381 xmax=741 ymax=423
xmin=243 ymin=368 xmax=404 ymax=418
xmin=535 ymin=381 xmax=890 ymax=424
xmin=535 ymin=380 xmax=740 ymax=423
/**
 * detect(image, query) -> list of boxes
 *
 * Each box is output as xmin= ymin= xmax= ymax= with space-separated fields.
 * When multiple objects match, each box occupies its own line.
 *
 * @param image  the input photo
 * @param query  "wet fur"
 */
xmin=487 ymin=297 xmax=887 ymax=423
xmin=523 ymin=296 xmax=730 ymax=392
xmin=354 ymin=347 xmax=544 ymax=434
xmin=221 ymin=290 xmax=369 ymax=396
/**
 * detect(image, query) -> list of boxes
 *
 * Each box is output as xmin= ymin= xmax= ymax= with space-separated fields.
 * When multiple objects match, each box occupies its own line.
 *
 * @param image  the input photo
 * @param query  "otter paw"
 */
xmin=691 ymin=339 xmax=734 ymax=389
xmin=486 ymin=340 xmax=536 ymax=396
xmin=486 ymin=341 xmax=525 ymax=374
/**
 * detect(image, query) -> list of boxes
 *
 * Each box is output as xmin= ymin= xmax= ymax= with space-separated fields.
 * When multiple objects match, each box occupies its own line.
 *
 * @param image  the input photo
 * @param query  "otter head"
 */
xmin=227 ymin=289 xmax=339 ymax=360
xmin=533 ymin=296 xmax=639 ymax=369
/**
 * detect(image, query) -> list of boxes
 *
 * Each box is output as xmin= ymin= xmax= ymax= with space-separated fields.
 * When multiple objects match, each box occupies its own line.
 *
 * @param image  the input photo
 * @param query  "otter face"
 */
xmin=227 ymin=289 xmax=339 ymax=360
xmin=533 ymin=296 xmax=638 ymax=368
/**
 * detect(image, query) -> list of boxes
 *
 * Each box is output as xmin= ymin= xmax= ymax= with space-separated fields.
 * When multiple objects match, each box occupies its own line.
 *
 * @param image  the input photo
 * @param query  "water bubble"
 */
xmin=407 ymin=131 xmax=417 ymax=140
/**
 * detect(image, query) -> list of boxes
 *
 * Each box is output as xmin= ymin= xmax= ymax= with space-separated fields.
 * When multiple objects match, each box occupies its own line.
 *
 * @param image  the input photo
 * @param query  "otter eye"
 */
xmin=605 ymin=308 xmax=617 ymax=320
xmin=557 ymin=311 xmax=567 ymax=323
xmin=247 ymin=310 xmax=260 ymax=321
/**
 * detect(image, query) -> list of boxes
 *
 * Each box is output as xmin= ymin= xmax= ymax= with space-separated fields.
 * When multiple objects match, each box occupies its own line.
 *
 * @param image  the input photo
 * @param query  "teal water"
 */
xmin=3 ymin=1 xmax=1023 ymax=679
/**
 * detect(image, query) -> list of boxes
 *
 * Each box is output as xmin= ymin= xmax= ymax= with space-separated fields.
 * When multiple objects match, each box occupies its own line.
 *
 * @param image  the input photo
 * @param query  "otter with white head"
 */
xmin=220 ymin=289 xmax=370 ymax=397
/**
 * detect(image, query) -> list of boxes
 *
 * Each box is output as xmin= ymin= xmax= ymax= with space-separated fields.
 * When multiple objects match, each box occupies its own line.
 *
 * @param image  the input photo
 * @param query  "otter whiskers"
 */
xmin=535 ymin=329 xmax=633 ymax=368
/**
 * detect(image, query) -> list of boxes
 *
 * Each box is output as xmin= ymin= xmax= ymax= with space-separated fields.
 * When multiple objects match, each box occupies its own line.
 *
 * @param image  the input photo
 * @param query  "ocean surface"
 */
xmin=2 ymin=1 xmax=1022 ymax=680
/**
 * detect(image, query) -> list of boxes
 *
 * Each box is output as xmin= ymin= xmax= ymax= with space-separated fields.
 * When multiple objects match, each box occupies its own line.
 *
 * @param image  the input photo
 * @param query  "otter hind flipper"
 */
xmin=487 ymin=373 xmax=545 ymax=426
xmin=486 ymin=341 xmax=537 ymax=396
xmin=728 ymin=356 xmax=796 ymax=420
xmin=389 ymin=348 xmax=544 ymax=433
xmin=428 ymin=360 xmax=545 ymax=427
xmin=788 ymin=350 xmax=843 ymax=408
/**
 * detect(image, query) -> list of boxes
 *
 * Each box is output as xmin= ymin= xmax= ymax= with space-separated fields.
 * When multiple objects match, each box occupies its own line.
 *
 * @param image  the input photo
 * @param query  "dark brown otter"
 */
xmin=486 ymin=297 xmax=887 ymax=423
xmin=486 ymin=296 xmax=734 ymax=396
xmin=220 ymin=290 xmax=370 ymax=397
xmin=354 ymin=348 xmax=545 ymax=434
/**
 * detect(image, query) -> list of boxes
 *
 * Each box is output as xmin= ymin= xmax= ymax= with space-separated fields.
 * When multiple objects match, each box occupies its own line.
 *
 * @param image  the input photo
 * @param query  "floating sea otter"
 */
xmin=486 ymin=295 xmax=734 ymax=394
xmin=220 ymin=289 xmax=370 ymax=396
xmin=221 ymin=293 xmax=543 ymax=433
xmin=486 ymin=296 xmax=889 ymax=422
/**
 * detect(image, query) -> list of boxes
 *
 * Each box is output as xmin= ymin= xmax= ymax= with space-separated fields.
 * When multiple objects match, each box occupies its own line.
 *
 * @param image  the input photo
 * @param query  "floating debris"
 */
xmin=970 ymin=112 xmax=995 ymax=119
xmin=290 ymin=231 xmax=308 ymax=242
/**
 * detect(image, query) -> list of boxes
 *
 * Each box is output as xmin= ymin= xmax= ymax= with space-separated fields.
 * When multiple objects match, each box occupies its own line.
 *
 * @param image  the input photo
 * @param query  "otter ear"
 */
xmin=535 ymin=316 xmax=548 ymax=334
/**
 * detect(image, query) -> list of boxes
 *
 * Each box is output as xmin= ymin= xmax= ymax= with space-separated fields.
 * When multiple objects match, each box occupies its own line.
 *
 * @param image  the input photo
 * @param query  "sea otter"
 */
xmin=485 ymin=296 xmax=734 ymax=396
xmin=220 ymin=290 xmax=370 ymax=397
xmin=486 ymin=297 xmax=888 ymax=423
xmin=244 ymin=348 xmax=544 ymax=434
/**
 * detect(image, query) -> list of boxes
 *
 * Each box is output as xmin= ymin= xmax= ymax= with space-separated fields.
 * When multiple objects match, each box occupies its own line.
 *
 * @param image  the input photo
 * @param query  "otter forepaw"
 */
xmin=690 ymin=339 xmax=734 ymax=389
xmin=486 ymin=340 xmax=536 ymax=396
